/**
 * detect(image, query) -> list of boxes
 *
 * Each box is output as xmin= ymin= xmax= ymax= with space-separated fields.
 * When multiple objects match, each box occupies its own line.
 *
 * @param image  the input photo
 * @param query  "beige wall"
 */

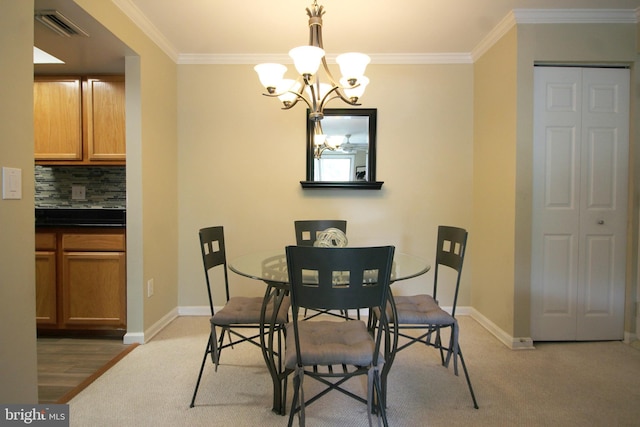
xmin=514 ymin=23 xmax=640 ymax=339
xmin=473 ymin=22 xmax=639 ymax=341
xmin=473 ymin=28 xmax=519 ymax=337
xmin=177 ymin=64 xmax=475 ymax=308
xmin=0 ymin=0 xmax=38 ymax=403
xmin=74 ymin=0 xmax=179 ymax=337
xmin=0 ymin=0 xmax=179 ymax=401
xmin=178 ymin=21 xmax=639 ymax=345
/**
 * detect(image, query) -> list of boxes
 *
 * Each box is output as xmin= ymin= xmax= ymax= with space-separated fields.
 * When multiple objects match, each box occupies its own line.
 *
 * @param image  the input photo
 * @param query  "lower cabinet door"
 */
xmin=62 ymin=251 xmax=126 ymax=328
xmin=35 ymin=250 xmax=57 ymax=325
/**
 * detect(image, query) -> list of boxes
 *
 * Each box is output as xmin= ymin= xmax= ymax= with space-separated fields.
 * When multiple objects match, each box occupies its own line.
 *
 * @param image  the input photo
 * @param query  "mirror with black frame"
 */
xmin=301 ymin=108 xmax=383 ymax=189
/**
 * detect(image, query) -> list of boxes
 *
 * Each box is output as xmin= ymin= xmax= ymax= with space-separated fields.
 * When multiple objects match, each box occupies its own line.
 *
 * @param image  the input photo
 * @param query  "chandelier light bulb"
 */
xmin=314 ymin=133 xmax=326 ymax=146
xmin=341 ymin=76 xmax=369 ymax=102
xmin=289 ymin=46 xmax=325 ymax=77
xmin=276 ymin=79 xmax=302 ymax=106
xmin=254 ymin=63 xmax=287 ymax=93
xmin=336 ymin=52 xmax=371 ymax=83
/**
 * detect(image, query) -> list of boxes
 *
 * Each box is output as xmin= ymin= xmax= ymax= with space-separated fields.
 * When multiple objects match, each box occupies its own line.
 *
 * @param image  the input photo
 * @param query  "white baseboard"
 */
xmin=468 ymin=307 xmax=534 ymax=350
xmin=624 ymin=330 xmax=638 ymax=344
xmin=123 ymin=332 xmax=144 ymax=345
xmin=123 ymin=307 xmax=179 ymax=344
xmin=178 ymin=305 xmax=210 ymax=316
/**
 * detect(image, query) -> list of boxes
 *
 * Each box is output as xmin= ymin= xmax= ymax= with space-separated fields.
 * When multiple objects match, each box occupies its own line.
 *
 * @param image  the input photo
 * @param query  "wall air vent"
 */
xmin=35 ymin=10 xmax=89 ymax=37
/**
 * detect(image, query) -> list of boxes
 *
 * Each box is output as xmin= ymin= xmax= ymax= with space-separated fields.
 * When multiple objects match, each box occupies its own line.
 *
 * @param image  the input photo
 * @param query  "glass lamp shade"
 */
xmin=314 ymin=133 xmax=326 ymax=146
xmin=254 ymin=63 xmax=287 ymax=91
xmin=289 ymin=46 xmax=325 ymax=76
xmin=276 ymin=80 xmax=302 ymax=103
xmin=336 ymin=52 xmax=370 ymax=82
xmin=341 ymin=76 xmax=369 ymax=99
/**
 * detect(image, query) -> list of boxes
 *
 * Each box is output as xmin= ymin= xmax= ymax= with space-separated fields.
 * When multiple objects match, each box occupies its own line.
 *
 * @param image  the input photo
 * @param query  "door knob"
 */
xmin=597 ymin=220 xmax=605 ymax=225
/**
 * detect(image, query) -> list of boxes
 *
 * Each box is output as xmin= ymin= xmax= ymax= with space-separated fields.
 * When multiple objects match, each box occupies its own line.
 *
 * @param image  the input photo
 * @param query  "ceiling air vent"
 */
xmin=35 ymin=10 xmax=89 ymax=37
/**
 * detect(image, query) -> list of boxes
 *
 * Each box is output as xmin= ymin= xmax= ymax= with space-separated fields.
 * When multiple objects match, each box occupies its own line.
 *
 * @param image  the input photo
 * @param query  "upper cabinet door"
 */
xmin=84 ymin=76 xmax=126 ymax=161
xmin=34 ymin=77 xmax=83 ymax=161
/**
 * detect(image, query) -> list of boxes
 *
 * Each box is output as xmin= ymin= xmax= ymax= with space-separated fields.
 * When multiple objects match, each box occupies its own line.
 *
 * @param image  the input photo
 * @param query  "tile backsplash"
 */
xmin=35 ymin=165 xmax=126 ymax=209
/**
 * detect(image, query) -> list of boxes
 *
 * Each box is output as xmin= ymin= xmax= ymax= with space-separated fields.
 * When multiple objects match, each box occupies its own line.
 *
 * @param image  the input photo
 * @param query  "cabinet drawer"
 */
xmin=36 ymin=233 xmax=57 ymax=250
xmin=62 ymin=233 xmax=125 ymax=251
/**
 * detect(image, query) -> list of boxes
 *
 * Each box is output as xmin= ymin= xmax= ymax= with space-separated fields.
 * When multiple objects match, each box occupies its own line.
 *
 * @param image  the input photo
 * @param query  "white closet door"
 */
xmin=532 ymin=67 xmax=629 ymax=341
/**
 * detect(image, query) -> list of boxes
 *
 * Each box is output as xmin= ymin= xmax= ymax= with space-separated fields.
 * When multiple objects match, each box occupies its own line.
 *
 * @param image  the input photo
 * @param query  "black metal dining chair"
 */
xmin=373 ymin=225 xmax=478 ymax=409
xmin=189 ymin=226 xmax=290 ymax=408
xmin=284 ymin=245 xmax=397 ymax=427
xmin=294 ymin=220 xmax=347 ymax=247
xmin=294 ymin=220 xmax=349 ymax=320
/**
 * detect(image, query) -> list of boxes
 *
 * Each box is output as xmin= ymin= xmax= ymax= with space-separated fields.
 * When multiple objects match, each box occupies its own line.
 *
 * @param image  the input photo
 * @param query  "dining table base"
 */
xmin=260 ymin=281 xmax=292 ymax=415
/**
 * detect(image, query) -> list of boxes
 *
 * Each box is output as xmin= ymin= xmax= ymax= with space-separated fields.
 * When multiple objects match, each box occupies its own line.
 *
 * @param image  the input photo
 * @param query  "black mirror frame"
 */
xmin=301 ymin=108 xmax=384 ymax=189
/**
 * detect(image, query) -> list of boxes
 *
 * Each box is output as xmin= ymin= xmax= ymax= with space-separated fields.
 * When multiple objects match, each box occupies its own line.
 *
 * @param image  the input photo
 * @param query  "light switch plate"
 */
xmin=2 ymin=167 xmax=22 ymax=200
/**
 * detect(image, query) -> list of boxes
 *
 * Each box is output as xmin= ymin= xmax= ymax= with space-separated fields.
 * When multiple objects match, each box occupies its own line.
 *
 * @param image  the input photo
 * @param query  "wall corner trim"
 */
xmin=469 ymin=308 xmax=536 ymax=350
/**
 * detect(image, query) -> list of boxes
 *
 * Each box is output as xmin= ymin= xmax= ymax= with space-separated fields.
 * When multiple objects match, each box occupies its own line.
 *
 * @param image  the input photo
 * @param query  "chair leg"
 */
xmin=288 ymin=372 xmax=301 ymax=427
xmin=373 ymin=374 xmax=389 ymax=427
xmin=434 ymin=329 xmax=448 ymax=366
xmin=219 ymin=326 xmax=228 ymax=349
xmin=458 ymin=346 xmax=479 ymax=409
xmin=189 ymin=339 xmax=211 ymax=408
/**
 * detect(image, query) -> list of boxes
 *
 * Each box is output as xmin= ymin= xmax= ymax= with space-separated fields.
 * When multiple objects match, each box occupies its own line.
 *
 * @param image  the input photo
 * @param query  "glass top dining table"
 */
xmin=229 ymin=249 xmax=431 ymax=286
xmin=228 ymin=248 xmax=431 ymax=415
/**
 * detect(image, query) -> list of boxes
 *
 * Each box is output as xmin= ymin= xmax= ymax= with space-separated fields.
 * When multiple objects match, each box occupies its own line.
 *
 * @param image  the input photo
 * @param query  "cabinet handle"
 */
xmin=597 ymin=220 xmax=605 ymax=225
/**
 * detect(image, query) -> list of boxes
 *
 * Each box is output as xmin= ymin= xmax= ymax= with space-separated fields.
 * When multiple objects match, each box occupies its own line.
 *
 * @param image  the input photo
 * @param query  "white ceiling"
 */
xmin=123 ymin=0 xmax=640 ymax=56
xmin=33 ymin=0 xmax=640 ymax=75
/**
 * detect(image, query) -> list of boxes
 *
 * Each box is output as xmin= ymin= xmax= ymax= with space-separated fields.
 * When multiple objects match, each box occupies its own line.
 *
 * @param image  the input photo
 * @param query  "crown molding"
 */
xmin=471 ymin=10 xmax=518 ymax=62
xmin=112 ymin=0 xmax=179 ymax=62
xmin=471 ymin=8 xmax=639 ymax=62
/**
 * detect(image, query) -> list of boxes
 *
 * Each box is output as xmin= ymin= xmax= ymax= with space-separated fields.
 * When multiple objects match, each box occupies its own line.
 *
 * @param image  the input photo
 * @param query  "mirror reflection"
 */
xmin=304 ymin=109 xmax=380 ymax=188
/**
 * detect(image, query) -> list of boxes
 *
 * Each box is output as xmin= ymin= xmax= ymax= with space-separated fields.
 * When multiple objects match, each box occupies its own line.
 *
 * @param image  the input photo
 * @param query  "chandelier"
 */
xmin=254 ymin=1 xmax=370 ymax=158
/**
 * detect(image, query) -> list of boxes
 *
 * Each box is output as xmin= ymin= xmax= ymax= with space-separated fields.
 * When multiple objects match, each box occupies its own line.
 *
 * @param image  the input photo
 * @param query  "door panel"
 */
xmin=532 ymin=66 xmax=628 ymax=341
xmin=541 ymin=234 xmax=575 ymax=315
xmin=532 ymin=68 xmax=582 ymax=340
xmin=577 ymin=69 xmax=628 ymax=340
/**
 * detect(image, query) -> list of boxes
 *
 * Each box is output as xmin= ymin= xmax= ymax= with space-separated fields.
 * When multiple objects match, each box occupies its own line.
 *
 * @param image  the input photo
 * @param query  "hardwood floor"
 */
xmin=37 ymin=337 xmax=137 ymax=404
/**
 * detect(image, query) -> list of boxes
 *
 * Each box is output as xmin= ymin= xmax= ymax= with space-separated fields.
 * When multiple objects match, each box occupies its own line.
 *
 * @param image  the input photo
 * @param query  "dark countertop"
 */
xmin=35 ymin=208 xmax=126 ymax=228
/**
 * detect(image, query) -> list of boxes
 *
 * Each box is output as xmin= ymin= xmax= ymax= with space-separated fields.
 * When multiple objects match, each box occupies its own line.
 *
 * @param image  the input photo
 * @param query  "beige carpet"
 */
xmin=69 ymin=316 xmax=640 ymax=426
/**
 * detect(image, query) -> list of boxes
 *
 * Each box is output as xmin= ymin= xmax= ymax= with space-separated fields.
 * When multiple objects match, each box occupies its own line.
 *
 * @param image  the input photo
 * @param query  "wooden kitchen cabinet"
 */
xmin=84 ymin=76 xmax=126 ymax=162
xmin=34 ymin=75 xmax=125 ymax=165
xmin=35 ymin=229 xmax=126 ymax=332
xmin=35 ymin=233 xmax=57 ymax=325
xmin=33 ymin=77 xmax=83 ymax=161
xmin=61 ymin=233 xmax=126 ymax=328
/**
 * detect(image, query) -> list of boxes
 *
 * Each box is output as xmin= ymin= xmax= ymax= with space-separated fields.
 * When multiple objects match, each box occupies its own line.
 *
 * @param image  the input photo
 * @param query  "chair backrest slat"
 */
xmin=286 ymin=245 xmax=394 ymax=311
xmin=294 ymin=220 xmax=347 ymax=247
xmin=199 ymin=226 xmax=231 ymax=315
xmin=433 ymin=225 xmax=468 ymax=317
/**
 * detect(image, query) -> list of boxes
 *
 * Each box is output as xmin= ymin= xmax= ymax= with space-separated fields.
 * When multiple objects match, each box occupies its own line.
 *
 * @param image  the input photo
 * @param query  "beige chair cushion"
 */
xmin=391 ymin=294 xmax=454 ymax=325
xmin=284 ymin=320 xmax=375 ymax=368
xmin=211 ymin=296 xmax=290 ymax=325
